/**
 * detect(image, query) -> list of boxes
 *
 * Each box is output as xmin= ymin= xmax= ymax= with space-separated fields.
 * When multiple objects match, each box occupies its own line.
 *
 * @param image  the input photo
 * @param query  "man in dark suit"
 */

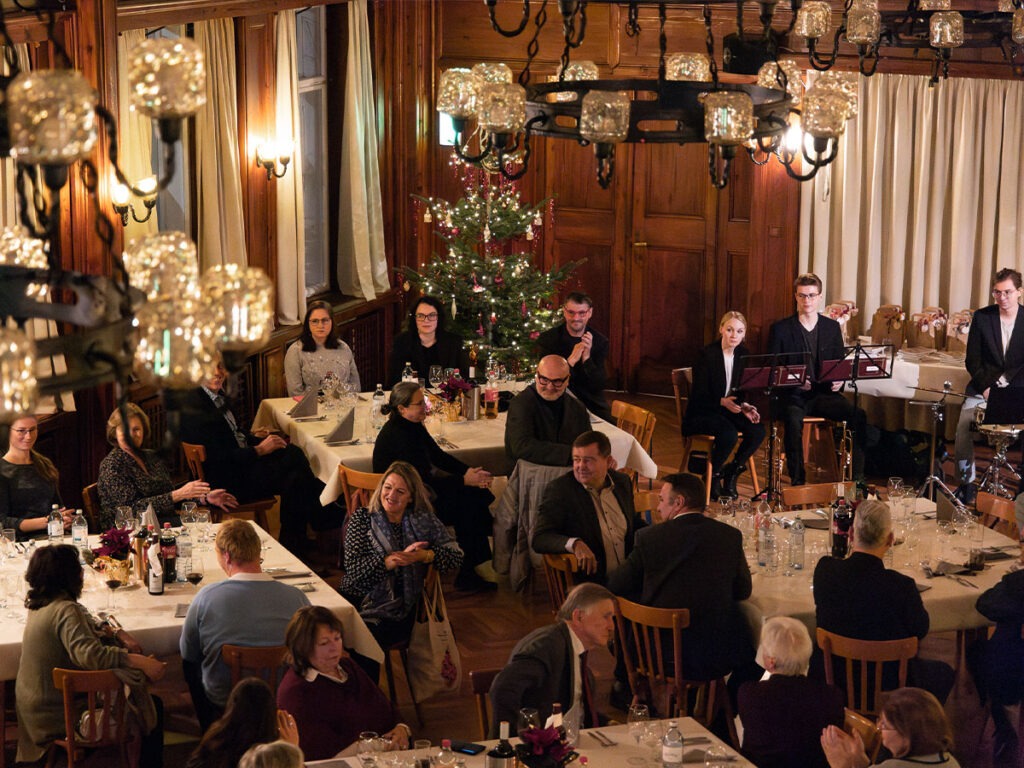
xmin=168 ymin=362 xmax=331 ymax=554
xmin=768 ymin=272 xmax=867 ymax=485
xmin=535 ymin=291 xmax=612 ymax=422
xmin=532 ymin=431 xmax=643 ymax=584
xmin=954 ymin=267 xmax=1024 ymax=503
xmin=607 ymin=473 xmax=757 ymax=685
xmin=489 ymin=582 xmax=614 ymax=736
xmin=504 ymin=355 xmax=591 ymax=467
xmin=813 ymin=499 xmax=953 ymax=701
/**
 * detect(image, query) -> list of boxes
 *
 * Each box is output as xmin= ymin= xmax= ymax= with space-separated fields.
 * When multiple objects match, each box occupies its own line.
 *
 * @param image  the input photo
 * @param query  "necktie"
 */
xmin=580 ymin=651 xmax=598 ymax=728
xmin=214 ymin=394 xmax=248 ymax=448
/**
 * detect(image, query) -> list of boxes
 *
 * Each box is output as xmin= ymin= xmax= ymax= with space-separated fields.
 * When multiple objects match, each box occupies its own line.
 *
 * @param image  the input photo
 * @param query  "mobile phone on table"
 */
xmin=448 ymin=739 xmax=486 ymax=755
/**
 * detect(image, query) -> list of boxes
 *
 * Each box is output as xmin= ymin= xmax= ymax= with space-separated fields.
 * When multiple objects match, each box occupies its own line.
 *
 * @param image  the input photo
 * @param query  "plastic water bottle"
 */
xmin=436 ymin=739 xmax=457 ymax=768
xmin=47 ymin=504 xmax=63 ymax=543
xmin=368 ymin=384 xmax=386 ymax=442
xmin=661 ymin=720 xmax=683 ymax=767
xmin=402 ymin=362 xmax=416 ymax=382
xmin=789 ymin=515 xmax=805 ymax=571
xmin=70 ymin=510 xmax=88 ymax=550
xmin=755 ymin=501 xmax=772 ymax=568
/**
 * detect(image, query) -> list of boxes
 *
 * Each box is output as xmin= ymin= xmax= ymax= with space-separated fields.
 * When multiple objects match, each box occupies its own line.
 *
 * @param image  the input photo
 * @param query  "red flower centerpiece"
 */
xmin=515 ymin=726 xmax=578 ymax=768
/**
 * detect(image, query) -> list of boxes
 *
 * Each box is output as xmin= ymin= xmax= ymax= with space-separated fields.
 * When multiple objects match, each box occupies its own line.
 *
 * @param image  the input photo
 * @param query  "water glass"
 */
xmin=627 ymin=703 xmax=649 ymax=744
xmin=704 ymin=745 xmax=733 ymax=767
xmin=2 ymin=528 xmax=15 ymax=560
xmin=357 ymin=731 xmax=379 ymax=767
xmin=413 ymin=739 xmax=432 ymax=768
xmin=640 ymin=720 xmax=664 ymax=759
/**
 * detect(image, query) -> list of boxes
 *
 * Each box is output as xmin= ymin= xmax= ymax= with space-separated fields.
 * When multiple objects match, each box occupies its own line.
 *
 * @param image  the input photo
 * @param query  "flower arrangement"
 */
xmin=438 ymin=373 xmax=473 ymax=403
xmin=92 ymin=527 xmax=132 ymax=561
xmin=515 ymin=726 xmax=578 ymax=768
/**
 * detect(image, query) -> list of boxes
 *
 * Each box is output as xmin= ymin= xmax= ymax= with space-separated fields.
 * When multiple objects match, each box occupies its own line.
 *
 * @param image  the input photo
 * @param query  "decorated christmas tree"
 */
xmin=403 ymin=182 xmax=579 ymax=373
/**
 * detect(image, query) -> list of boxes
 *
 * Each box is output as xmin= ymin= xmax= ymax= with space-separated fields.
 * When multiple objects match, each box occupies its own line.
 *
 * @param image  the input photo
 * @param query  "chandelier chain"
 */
xmin=519 ymin=0 xmax=549 ymax=86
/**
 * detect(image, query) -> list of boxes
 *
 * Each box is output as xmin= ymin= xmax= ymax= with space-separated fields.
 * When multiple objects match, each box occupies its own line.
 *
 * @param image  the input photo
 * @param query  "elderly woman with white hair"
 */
xmin=738 ymin=616 xmax=845 ymax=768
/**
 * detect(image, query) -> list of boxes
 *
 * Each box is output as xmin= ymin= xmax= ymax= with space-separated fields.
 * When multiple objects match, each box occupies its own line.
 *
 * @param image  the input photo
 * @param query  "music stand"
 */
xmin=908 ymin=381 xmax=967 ymax=509
xmin=737 ymin=352 xmax=810 ymax=505
xmin=976 ymin=386 xmax=1024 ymax=498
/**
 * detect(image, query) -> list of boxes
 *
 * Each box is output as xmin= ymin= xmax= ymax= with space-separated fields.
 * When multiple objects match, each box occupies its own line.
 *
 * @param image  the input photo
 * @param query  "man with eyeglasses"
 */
xmin=768 ymin=273 xmax=868 ymax=487
xmin=505 ymin=355 xmax=590 ymax=467
xmin=953 ymin=267 xmax=1024 ymax=504
xmin=536 ymin=292 xmax=613 ymax=422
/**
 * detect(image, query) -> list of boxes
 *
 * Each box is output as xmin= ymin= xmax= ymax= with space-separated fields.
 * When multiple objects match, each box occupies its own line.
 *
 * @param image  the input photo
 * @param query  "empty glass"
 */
xmin=517 ymin=706 xmax=540 ymax=736
xmin=428 ymin=365 xmax=444 ymax=390
xmin=114 ymin=506 xmax=133 ymax=531
xmin=2 ymin=528 xmax=15 ymax=561
xmin=357 ymin=731 xmax=378 ymax=767
xmin=195 ymin=510 xmax=212 ymax=550
xmin=627 ymin=703 xmax=649 ymax=744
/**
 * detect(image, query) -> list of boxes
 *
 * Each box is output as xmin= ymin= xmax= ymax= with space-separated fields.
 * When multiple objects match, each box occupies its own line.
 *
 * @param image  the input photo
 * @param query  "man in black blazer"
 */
xmin=768 ymin=272 xmax=867 ymax=485
xmin=504 ymin=355 xmax=591 ymax=468
xmin=168 ymin=363 xmax=330 ymax=554
xmin=536 ymin=291 xmax=613 ymax=422
xmin=813 ymin=499 xmax=953 ymax=701
xmin=532 ymin=431 xmax=643 ymax=584
xmin=607 ymin=473 xmax=757 ymax=685
xmin=954 ymin=267 xmax=1024 ymax=501
xmin=489 ymin=582 xmax=614 ymax=736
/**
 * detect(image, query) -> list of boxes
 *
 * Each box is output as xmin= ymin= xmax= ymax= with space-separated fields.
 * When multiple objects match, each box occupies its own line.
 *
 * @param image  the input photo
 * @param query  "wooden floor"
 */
xmin=144 ymin=393 xmax=1021 ymax=764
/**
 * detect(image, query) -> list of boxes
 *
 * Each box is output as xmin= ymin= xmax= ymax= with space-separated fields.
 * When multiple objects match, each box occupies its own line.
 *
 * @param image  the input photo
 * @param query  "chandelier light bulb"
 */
xmin=802 ymin=90 xmax=850 ymax=139
xmin=579 ymin=91 xmax=631 ymax=144
xmin=1014 ymin=8 xmax=1024 ymax=43
xmin=123 ymin=231 xmax=200 ymax=303
xmin=846 ymin=3 xmax=883 ymax=45
xmin=199 ymin=264 xmax=274 ymax=350
xmin=471 ymin=62 xmax=514 ymax=84
xmin=917 ymin=0 xmax=951 ymax=10
xmin=0 ymin=327 xmax=38 ymax=418
xmin=810 ymin=70 xmax=860 ymax=120
xmin=437 ymin=68 xmax=483 ymax=119
xmin=665 ymin=53 xmax=713 ymax=82
xmin=7 ymin=69 xmax=98 ymax=167
xmin=552 ymin=60 xmax=599 ymax=102
xmin=129 ymin=37 xmax=207 ymax=120
xmin=134 ymin=297 xmax=215 ymax=388
xmin=930 ymin=11 xmax=965 ymax=47
xmin=795 ymin=1 xmax=832 ymax=39
xmin=703 ymin=92 xmax=754 ymax=145
xmin=0 ymin=226 xmax=49 ymax=299
xmin=756 ymin=59 xmax=805 ymax=104
xmin=477 ymin=82 xmax=527 ymax=133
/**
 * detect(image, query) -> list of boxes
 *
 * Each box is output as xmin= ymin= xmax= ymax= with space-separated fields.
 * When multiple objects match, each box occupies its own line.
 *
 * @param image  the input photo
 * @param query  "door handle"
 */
xmin=632 ymin=241 xmax=647 ymax=248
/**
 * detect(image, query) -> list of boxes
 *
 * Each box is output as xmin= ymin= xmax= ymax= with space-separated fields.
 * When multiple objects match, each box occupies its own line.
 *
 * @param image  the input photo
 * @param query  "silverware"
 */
xmin=920 ymin=561 xmax=935 ymax=579
xmin=954 ymin=576 xmax=978 ymax=589
xmin=294 ymin=415 xmax=327 ymax=422
xmin=589 ymin=731 xmax=616 ymax=747
xmin=444 ymin=439 xmax=460 ymax=449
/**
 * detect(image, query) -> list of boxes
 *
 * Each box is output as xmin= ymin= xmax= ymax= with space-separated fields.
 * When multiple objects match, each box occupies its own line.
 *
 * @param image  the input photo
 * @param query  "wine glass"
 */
xmin=114 ymin=506 xmax=133 ymax=531
xmin=320 ymin=371 xmax=340 ymax=411
xmin=429 ymin=365 xmax=444 ymax=390
xmin=517 ymin=706 xmax=540 ymax=736
xmin=185 ymin=556 xmax=205 ymax=593
xmin=105 ymin=563 xmax=126 ymax=611
xmin=887 ymin=476 xmax=904 ymax=500
xmin=195 ymin=510 xmax=212 ymax=550
xmin=627 ymin=703 xmax=649 ymax=745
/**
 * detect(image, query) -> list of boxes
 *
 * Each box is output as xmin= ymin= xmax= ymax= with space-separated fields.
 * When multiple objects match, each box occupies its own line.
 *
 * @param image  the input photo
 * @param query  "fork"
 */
xmin=589 ymin=731 xmax=617 ymax=747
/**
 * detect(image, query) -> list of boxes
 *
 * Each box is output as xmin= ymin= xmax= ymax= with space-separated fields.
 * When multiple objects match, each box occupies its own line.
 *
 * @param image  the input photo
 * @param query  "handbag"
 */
xmin=406 ymin=571 xmax=462 ymax=703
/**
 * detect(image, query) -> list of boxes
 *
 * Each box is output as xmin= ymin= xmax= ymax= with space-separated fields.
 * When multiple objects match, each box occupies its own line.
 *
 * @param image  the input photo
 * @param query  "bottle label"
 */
xmin=662 ymin=745 xmax=683 ymax=762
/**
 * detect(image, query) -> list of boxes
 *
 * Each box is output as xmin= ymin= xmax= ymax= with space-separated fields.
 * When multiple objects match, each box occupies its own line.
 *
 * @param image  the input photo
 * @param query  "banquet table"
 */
xmin=0 ymin=522 xmax=382 ymax=681
xmin=306 ymin=719 xmax=755 ymax=767
xmin=253 ymin=394 xmax=659 ymax=506
xmin=742 ymin=500 xmax=1014 ymax=637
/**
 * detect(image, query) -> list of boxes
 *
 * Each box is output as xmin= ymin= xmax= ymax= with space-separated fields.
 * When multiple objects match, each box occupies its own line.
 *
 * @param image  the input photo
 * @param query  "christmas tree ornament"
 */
xmin=525 ymin=227 xmax=534 ymax=241
xmin=403 ymin=280 xmax=411 ymax=291
xmin=451 ymin=297 xmax=457 ymax=317
xmin=423 ymin=209 xmax=432 ymax=223
xmin=483 ymin=225 xmax=491 ymax=242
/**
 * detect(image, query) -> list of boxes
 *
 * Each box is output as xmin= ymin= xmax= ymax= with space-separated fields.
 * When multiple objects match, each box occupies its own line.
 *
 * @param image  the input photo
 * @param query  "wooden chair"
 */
xmin=782 ymin=482 xmax=852 ymax=510
xmin=220 ymin=644 xmax=288 ymax=695
xmin=843 ymin=708 xmax=881 ymax=764
xmin=180 ymin=442 xmax=275 ymax=531
xmin=337 ymin=464 xmax=384 ymax=517
xmin=976 ymin=491 xmax=1020 ymax=542
xmin=816 ymin=628 xmax=918 ymax=717
xmin=611 ymin=400 xmax=656 ymax=488
xmin=541 ymin=554 xmax=579 ymax=615
xmin=48 ymin=668 xmax=140 ymax=768
xmin=469 ymin=668 xmax=500 ymax=739
xmin=1 ymin=680 xmax=16 ymax=768
xmin=671 ymin=367 xmax=760 ymax=504
xmin=81 ymin=483 xmax=101 ymax=532
xmin=633 ymin=489 xmax=661 ymax=525
xmin=614 ymin=597 xmax=739 ymax=748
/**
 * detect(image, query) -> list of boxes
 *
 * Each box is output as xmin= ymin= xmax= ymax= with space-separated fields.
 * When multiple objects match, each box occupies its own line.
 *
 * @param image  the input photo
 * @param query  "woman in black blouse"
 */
xmin=97 ymin=403 xmax=237 ymax=529
xmin=681 ymin=311 xmax=766 ymax=499
xmin=372 ymin=382 xmax=494 ymax=592
xmin=386 ymin=296 xmax=467 ymax=386
xmin=0 ymin=414 xmax=69 ymax=540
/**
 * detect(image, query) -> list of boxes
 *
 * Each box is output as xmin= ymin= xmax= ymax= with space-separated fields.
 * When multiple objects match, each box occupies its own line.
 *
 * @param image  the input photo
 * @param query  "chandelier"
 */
xmin=0 ymin=3 xmax=273 ymax=419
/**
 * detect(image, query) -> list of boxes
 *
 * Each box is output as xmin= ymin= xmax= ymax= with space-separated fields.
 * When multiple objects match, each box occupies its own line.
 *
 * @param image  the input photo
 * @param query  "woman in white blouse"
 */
xmin=284 ymin=301 xmax=360 ymax=396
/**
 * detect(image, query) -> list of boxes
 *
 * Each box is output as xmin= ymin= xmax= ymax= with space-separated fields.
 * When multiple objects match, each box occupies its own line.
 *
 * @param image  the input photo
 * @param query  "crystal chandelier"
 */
xmin=0 ymin=4 xmax=273 ymax=420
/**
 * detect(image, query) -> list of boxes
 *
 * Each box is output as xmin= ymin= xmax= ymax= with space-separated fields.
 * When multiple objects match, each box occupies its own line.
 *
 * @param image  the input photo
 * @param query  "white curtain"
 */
xmin=337 ymin=0 xmax=388 ymax=301
xmin=0 ymin=45 xmax=30 ymax=226
xmin=799 ymin=73 xmax=1024 ymax=318
xmin=274 ymin=10 xmax=306 ymax=325
xmin=116 ymin=28 xmax=159 ymax=244
xmin=194 ymin=19 xmax=247 ymax=270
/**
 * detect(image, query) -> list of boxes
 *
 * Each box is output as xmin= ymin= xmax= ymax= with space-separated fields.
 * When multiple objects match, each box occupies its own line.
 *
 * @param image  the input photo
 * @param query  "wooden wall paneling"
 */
xmin=715 ymin=152 xmax=753 ymax=339
xmin=116 ymin=0 xmax=349 ymax=33
xmin=236 ymin=15 xmax=276 ymax=280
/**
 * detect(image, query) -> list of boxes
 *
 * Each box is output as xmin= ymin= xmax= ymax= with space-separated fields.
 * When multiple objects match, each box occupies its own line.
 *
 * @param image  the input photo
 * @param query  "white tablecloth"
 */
xmin=306 ymin=719 xmax=754 ymax=767
xmin=0 ymin=522 xmax=383 ymax=681
xmin=253 ymin=395 xmax=658 ymax=506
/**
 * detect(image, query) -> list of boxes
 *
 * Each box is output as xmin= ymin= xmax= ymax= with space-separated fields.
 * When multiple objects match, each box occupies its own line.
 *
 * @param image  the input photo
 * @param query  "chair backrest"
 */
xmin=81 ymin=483 xmax=101 ymax=532
xmin=181 ymin=442 xmax=208 ymax=482
xmin=670 ymin=367 xmax=691 ymax=425
xmin=338 ymin=464 xmax=384 ymax=517
xmin=977 ymin=491 xmax=1020 ymax=542
xmin=843 ymin=708 xmax=881 ymax=764
xmin=615 ymin=597 xmax=689 ymax=718
xmin=51 ymin=667 xmax=135 ymax=767
xmin=220 ymin=644 xmax=289 ymax=695
xmin=782 ymin=482 xmax=851 ymax=510
xmin=469 ymin=668 xmax=500 ymax=739
xmin=541 ymin=554 xmax=579 ymax=616
xmin=633 ymin=489 xmax=661 ymax=525
xmin=611 ymin=400 xmax=656 ymax=455
xmin=816 ymin=627 xmax=918 ymax=716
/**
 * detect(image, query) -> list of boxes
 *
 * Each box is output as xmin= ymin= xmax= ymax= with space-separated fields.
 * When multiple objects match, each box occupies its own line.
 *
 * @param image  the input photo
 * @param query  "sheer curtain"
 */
xmin=194 ymin=19 xmax=247 ymax=270
xmin=337 ymin=0 xmax=388 ymax=301
xmin=799 ymin=73 xmax=1024 ymax=317
xmin=274 ymin=9 xmax=306 ymax=325
xmin=116 ymin=28 xmax=159 ymax=243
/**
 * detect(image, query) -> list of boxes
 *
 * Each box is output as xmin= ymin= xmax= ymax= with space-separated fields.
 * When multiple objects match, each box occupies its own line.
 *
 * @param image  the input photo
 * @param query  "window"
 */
xmin=296 ymin=7 xmax=329 ymax=296
xmin=147 ymin=26 xmax=191 ymax=235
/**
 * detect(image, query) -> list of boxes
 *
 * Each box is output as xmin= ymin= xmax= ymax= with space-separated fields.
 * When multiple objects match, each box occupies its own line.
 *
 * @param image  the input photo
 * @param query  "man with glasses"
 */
xmin=505 ymin=355 xmax=590 ymax=467
xmin=536 ymin=292 xmax=613 ymax=422
xmin=768 ymin=273 xmax=867 ymax=486
xmin=953 ymin=267 xmax=1024 ymax=504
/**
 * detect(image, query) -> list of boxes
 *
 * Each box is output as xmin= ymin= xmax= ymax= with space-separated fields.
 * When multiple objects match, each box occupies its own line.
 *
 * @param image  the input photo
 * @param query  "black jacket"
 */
xmin=504 ymin=386 xmax=590 ymax=468
xmin=684 ymin=341 xmax=753 ymax=418
xmin=965 ymin=304 xmax=1024 ymax=396
xmin=372 ymin=414 xmax=467 ymax=480
xmin=767 ymin=313 xmax=846 ymax=396
xmin=386 ymin=330 xmax=467 ymax=387
xmin=535 ymin=323 xmax=611 ymax=421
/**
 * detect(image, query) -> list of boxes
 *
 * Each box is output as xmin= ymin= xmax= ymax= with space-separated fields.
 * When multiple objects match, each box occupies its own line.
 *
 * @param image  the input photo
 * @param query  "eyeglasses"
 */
xmin=309 ymin=318 xmax=332 ymax=325
xmin=415 ymin=313 xmax=438 ymax=321
xmin=992 ymin=289 xmax=1020 ymax=298
xmin=537 ymin=374 xmax=569 ymax=387
xmin=11 ymin=427 xmax=37 ymax=435
xmin=876 ymin=719 xmax=896 ymax=732
xmin=796 ymin=292 xmax=820 ymax=300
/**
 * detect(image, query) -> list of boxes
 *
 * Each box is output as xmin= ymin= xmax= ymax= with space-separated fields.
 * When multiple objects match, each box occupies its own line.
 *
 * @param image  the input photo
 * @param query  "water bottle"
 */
xmin=789 ymin=515 xmax=805 ymax=571
xmin=661 ymin=720 xmax=683 ymax=767
xmin=436 ymin=739 xmax=457 ymax=768
xmin=47 ymin=504 xmax=63 ymax=543
xmin=176 ymin=525 xmax=192 ymax=583
xmin=70 ymin=510 xmax=88 ymax=550
xmin=368 ymin=383 xmax=386 ymax=442
xmin=402 ymin=361 xmax=416 ymax=382
xmin=755 ymin=501 xmax=772 ymax=568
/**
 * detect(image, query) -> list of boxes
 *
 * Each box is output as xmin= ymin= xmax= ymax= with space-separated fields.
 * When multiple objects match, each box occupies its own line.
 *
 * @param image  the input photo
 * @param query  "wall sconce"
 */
xmin=255 ymin=138 xmax=294 ymax=179
xmin=111 ymin=175 xmax=158 ymax=226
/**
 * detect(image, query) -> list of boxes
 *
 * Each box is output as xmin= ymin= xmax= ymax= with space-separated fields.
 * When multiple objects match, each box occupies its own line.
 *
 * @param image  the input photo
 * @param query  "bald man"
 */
xmin=504 ymin=355 xmax=591 ymax=467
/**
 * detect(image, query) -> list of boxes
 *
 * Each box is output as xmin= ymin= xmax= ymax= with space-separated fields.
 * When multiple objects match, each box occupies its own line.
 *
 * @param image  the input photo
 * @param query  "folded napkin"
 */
xmin=323 ymin=408 xmax=354 ymax=442
xmin=288 ymin=389 xmax=318 ymax=417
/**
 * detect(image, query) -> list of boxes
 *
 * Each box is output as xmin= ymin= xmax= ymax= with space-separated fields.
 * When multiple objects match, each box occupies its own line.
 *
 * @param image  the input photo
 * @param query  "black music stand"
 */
xmin=910 ymin=381 xmax=967 ymax=510
xmin=737 ymin=352 xmax=810 ymax=505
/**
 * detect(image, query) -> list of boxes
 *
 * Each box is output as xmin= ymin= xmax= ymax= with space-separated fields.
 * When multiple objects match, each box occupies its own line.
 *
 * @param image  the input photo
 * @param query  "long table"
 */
xmin=306 ymin=719 xmax=755 ymax=767
xmin=253 ymin=395 xmax=659 ymax=506
xmin=0 ymin=522 xmax=382 ymax=680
